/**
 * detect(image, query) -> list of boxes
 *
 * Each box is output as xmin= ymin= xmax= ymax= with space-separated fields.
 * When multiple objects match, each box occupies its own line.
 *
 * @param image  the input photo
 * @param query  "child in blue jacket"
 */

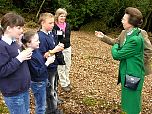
xmin=0 ymin=12 xmax=32 ymax=114
xmin=21 ymin=30 xmax=55 ymax=114
xmin=38 ymin=13 xmax=64 ymax=114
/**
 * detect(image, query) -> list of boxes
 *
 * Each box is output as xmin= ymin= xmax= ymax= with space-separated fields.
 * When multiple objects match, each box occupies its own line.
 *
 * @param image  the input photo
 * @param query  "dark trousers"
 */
xmin=46 ymin=70 xmax=59 ymax=113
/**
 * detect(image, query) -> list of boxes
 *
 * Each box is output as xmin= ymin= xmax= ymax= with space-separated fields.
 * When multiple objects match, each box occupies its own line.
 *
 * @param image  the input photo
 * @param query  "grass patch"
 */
xmin=0 ymin=94 xmax=9 ymax=113
xmin=0 ymin=102 xmax=9 ymax=113
xmin=82 ymin=96 xmax=97 ymax=106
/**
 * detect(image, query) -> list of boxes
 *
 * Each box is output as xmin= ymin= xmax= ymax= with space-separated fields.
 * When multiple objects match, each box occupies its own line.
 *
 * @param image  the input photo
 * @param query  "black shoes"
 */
xmin=46 ymin=109 xmax=63 ymax=114
xmin=68 ymin=84 xmax=72 ymax=89
xmin=57 ymin=97 xmax=64 ymax=104
xmin=62 ymin=84 xmax=72 ymax=92
xmin=62 ymin=86 xmax=71 ymax=92
xmin=55 ymin=109 xmax=63 ymax=114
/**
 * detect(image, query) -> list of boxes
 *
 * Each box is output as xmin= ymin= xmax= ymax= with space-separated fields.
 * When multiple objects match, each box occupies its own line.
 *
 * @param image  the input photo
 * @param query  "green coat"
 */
xmin=97 ymin=29 xmax=152 ymax=75
xmin=111 ymin=28 xmax=145 ymax=114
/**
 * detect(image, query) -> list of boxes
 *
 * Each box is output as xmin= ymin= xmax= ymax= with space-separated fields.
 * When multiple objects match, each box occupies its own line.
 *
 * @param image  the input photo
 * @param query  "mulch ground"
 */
xmin=58 ymin=31 xmax=152 ymax=114
xmin=0 ymin=31 xmax=152 ymax=114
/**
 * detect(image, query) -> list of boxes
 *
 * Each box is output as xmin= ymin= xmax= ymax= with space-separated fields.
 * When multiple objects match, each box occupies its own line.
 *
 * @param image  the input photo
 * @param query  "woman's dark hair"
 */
xmin=0 ymin=12 xmax=25 ymax=35
xmin=125 ymin=7 xmax=143 ymax=27
xmin=21 ymin=30 xmax=36 ymax=49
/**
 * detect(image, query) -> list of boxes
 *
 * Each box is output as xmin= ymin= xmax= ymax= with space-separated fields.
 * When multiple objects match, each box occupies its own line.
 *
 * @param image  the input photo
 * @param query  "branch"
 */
xmin=36 ymin=0 xmax=46 ymax=19
xmin=141 ymin=11 xmax=152 ymax=29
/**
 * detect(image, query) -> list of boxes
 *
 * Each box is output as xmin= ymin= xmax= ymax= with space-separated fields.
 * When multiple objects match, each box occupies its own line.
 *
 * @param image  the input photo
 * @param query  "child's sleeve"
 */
xmin=0 ymin=52 xmax=21 ymax=78
xmin=38 ymin=36 xmax=48 ymax=56
xmin=28 ymin=58 xmax=47 ymax=77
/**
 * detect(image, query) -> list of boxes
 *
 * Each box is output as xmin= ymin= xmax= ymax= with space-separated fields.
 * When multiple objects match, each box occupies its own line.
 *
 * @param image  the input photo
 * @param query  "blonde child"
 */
xmin=38 ymin=13 xmax=64 ymax=114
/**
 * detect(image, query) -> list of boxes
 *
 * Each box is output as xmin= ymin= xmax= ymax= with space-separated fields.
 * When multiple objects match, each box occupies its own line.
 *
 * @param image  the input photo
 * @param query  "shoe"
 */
xmin=46 ymin=109 xmax=63 ymax=114
xmin=55 ymin=109 xmax=63 ymax=114
xmin=57 ymin=97 xmax=64 ymax=104
xmin=62 ymin=86 xmax=71 ymax=92
xmin=68 ymin=84 xmax=72 ymax=89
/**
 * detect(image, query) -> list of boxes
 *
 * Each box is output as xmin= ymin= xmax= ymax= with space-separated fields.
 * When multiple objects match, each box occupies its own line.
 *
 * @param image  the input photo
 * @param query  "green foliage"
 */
xmin=80 ymin=19 xmax=111 ymax=32
xmin=58 ymin=0 xmax=151 ymax=31
xmin=0 ymin=0 xmax=13 ymax=9
xmin=0 ymin=0 xmax=151 ymax=31
xmin=25 ymin=21 xmax=39 ymax=28
xmin=0 ymin=0 xmax=18 ymax=15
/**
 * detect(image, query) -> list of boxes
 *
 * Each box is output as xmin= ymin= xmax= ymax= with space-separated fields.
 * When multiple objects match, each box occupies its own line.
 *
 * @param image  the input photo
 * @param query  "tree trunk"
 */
xmin=146 ymin=12 xmax=152 ymax=32
xmin=142 ymin=11 xmax=151 ymax=30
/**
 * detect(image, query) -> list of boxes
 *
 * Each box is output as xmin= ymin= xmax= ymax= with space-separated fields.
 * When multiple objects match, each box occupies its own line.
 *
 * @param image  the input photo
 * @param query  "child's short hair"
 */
xmin=55 ymin=8 xmax=67 ymax=22
xmin=38 ymin=13 xmax=54 ymax=25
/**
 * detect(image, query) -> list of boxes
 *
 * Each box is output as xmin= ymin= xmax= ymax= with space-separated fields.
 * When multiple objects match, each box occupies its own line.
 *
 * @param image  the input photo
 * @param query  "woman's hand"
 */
xmin=44 ymin=52 xmax=50 ymax=58
xmin=95 ymin=31 xmax=105 ymax=38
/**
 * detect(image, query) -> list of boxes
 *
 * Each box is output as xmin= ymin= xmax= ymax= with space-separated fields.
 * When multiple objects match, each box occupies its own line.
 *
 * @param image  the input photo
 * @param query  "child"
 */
xmin=21 ymin=30 xmax=55 ymax=114
xmin=38 ymin=13 xmax=64 ymax=114
xmin=0 ymin=12 xmax=32 ymax=114
xmin=54 ymin=8 xmax=72 ymax=92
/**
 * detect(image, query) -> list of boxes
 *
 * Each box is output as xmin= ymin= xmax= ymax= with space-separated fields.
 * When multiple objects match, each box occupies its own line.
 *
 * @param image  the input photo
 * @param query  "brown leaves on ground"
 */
xmin=58 ymin=31 xmax=152 ymax=114
xmin=0 ymin=31 xmax=152 ymax=114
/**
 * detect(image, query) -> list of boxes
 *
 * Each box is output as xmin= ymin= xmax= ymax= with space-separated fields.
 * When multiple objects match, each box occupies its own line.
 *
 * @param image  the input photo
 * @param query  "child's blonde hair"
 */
xmin=38 ymin=13 xmax=54 ymax=25
xmin=55 ymin=8 xmax=67 ymax=22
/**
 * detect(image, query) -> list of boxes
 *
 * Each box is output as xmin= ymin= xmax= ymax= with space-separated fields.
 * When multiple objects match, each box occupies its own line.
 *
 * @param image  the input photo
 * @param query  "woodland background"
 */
xmin=0 ymin=0 xmax=152 ymax=32
xmin=0 ymin=0 xmax=152 ymax=114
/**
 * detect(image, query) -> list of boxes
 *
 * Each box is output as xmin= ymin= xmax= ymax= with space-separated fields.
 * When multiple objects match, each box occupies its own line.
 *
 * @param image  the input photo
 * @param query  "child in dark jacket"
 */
xmin=38 ymin=13 xmax=64 ymax=114
xmin=0 ymin=13 xmax=32 ymax=114
xmin=21 ymin=31 xmax=55 ymax=114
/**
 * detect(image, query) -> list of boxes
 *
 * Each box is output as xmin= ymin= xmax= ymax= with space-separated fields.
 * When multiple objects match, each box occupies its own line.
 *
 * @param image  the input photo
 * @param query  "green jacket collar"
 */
xmin=126 ymin=28 xmax=140 ymax=38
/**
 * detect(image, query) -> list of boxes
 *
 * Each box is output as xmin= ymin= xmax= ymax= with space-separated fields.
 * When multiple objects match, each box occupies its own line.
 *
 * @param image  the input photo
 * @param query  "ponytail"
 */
xmin=21 ymin=30 xmax=36 ymax=49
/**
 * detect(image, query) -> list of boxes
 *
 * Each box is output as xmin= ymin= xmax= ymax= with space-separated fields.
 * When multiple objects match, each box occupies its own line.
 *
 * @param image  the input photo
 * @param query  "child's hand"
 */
xmin=44 ymin=52 xmax=50 ymax=58
xmin=45 ymin=55 xmax=55 ymax=66
xmin=44 ymin=43 xmax=64 ymax=59
xmin=16 ymin=48 xmax=33 ymax=62
xmin=95 ymin=31 xmax=105 ymax=38
xmin=53 ymin=44 xmax=64 ymax=52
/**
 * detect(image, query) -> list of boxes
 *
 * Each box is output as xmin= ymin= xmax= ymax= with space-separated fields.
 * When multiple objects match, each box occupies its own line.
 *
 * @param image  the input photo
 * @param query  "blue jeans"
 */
xmin=4 ymin=90 xmax=30 ymax=114
xmin=31 ymin=80 xmax=47 ymax=114
xmin=46 ymin=70 xmax=58 ymax=113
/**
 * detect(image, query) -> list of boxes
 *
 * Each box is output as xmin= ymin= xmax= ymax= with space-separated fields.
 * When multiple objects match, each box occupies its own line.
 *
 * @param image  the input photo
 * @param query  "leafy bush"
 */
xmin=1 ymin=0 xmax=151 ymax=31
xmin=56 ymin=0 xmax=151 ymax=31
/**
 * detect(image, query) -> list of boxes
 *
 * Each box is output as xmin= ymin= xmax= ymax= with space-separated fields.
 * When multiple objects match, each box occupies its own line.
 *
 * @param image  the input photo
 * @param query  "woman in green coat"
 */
xmin=111 ymin=7 xmax=145 ymax=114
